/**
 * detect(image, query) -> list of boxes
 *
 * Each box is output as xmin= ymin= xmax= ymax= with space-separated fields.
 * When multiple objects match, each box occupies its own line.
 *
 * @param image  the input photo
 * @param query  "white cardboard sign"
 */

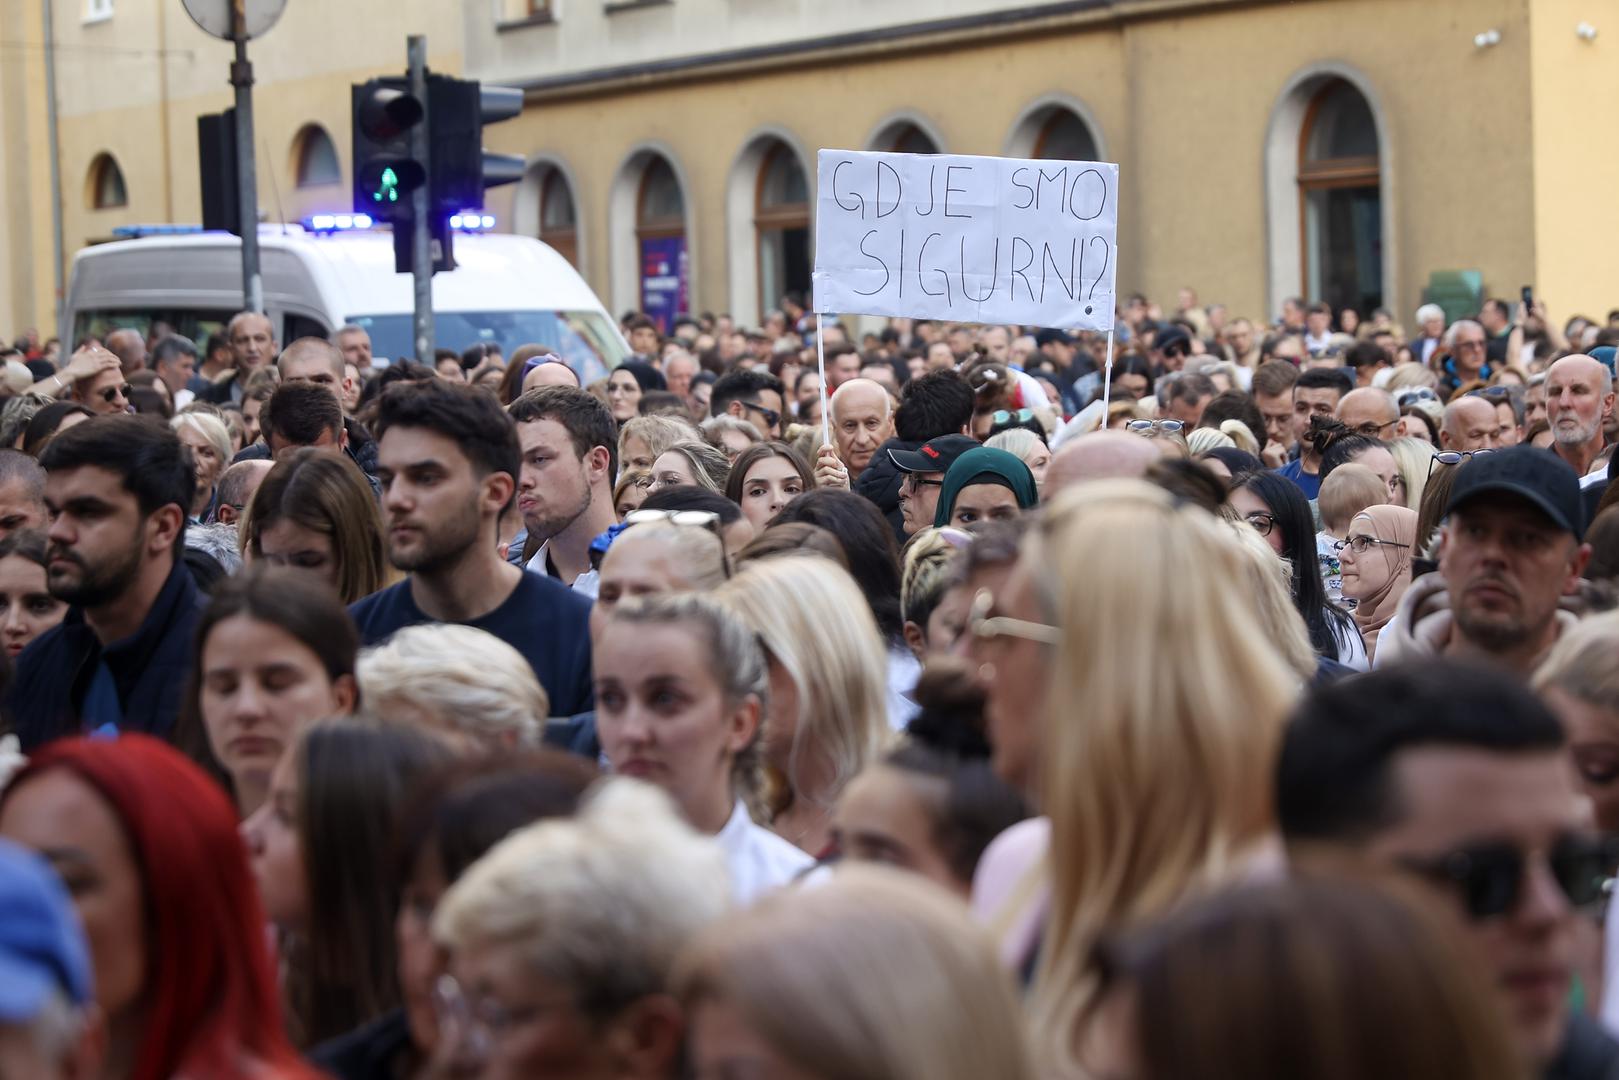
xmin=811 ymin=149 xmax=1118 ymax=331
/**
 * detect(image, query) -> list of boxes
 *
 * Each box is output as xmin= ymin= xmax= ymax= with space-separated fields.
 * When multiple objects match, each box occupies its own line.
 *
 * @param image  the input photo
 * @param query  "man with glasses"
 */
xmin=708 ymin=369 xmax=785 ymax=441
xmin=1439 ymin=319 xmax=1491 ymax=400
xmin=1278 ymin=662 xmax=1619 ymax=1079
xmin=1336 ymin=387 xmax=1399 ymax=440
xmin=889 ymin=434 xmax=977 ymax=538
xmin=1379 ymin=447 xmax=1588 ymax=678
xmin=62 ymin=346 xmax=131 ymax=416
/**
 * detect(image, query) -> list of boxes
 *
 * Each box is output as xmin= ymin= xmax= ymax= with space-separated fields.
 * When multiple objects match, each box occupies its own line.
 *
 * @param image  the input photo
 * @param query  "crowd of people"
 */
xmin=1 ymin=286 xmax=1619 ymax=1079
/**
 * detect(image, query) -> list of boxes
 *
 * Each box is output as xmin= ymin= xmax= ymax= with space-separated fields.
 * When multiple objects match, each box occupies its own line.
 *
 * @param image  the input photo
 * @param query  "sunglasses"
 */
xmin=901 ymin=472 xmax=944 ymax=490
xmin=967 ymin=588 xmax=1060 ymax=646
xmin=622 ymin=508 xmax=731 ymax=577
xmin=1400 ymin=834 xmax=1619 ymax=921
xmin=1428 ymin=448 xmax=1496 ymax=477
xmin=1125 ymin=419 xmax=1184 ymax=436
xmin=1468 ymin=386 xmax=1514 ymax=401
xmin=1395 ymin=387 xmax=1439 ymax=406
xmin=1334 ymin=534 xmax=1410 ymax=556
xmin=739 ymin=400 xmax=782 ymax=428
xmin=102 ymin=383 xmax=132 ymax=404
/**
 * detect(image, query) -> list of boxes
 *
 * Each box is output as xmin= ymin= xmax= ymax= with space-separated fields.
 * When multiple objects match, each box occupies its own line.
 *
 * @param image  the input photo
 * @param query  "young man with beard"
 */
xmin=504 ymin=387 xmax=617 ymax=594
xmin=1377 ymin=447 xmax=1589 ymax=678
xmin=350 ymin=380 xmax=594 ymax=715
xmin=7 ymin=416 xmax=201 ymax=748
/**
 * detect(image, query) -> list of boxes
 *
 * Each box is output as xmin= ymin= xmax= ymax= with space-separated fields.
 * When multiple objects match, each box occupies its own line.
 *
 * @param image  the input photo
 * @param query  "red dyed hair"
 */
xmin=1 ymin=735 xmax=316 ymax=1080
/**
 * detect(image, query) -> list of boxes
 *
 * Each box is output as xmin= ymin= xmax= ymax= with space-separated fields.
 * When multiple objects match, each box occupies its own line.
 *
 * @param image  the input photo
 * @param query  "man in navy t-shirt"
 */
xmin=349 ymin=380 xmax=594 ymax=716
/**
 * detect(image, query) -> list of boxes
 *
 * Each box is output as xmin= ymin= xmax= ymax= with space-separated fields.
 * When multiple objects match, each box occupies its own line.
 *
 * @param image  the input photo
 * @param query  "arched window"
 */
xmin=886 ymin=123 xmax=939 ymax=155
xmin=1298 ymin=79 xmax=1382 ymax=317
xmin=636 ymin=156 xmax=688 ymax=331
xmin=754 ymin=143 xmax=810 ymax=316
xmin=538 ymin=167 xmax=578 ymax=266
xmin=1034 ymin=109 xmax=1099 ymax=161
xmin=89 ymin=153 xmax=127 ymax=209
xmin=294 ymin=125 xmax=342 ymax=188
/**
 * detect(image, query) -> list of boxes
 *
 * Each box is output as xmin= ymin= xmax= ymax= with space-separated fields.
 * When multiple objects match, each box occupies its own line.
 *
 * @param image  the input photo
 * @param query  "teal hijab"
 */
xmin=934 ymin=446 xmax=1040 ymax=527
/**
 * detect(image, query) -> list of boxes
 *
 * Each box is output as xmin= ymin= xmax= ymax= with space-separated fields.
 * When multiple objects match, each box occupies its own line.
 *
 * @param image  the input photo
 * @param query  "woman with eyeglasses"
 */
xmin=967 ymin=481 xmax=1298 ymax=1075
xmin=1230 ymin=471 xmax=1366 ymax=670
xmin=1340 ymin=504 xmax=1418 ymax=663
xmin=934 ymin=447 xmax=1039 ymax=529
xmin=725 ymin=441 xmax=812 ymax=533
xmin=595 ymin=592 xmax=813 ymax=901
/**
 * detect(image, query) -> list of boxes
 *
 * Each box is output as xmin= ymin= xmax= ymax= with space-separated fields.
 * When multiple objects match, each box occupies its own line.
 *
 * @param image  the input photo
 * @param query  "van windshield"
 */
xmin=349 ymin=310 xmax=628 ymax=383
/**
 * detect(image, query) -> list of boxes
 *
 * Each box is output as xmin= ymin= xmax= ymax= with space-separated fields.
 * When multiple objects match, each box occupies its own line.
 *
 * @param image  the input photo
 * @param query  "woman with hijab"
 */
xmin=934 ymin=447 xmax=1039 ymax=528
xmin=1339 ymin=504 xmax=1418 ymax=663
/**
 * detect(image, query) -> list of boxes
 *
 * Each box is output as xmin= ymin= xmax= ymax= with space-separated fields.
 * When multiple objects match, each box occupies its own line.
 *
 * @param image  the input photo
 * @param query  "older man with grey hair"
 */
xmin=1545 ymin=354 xmax=1615 ymax=480
xmin=1438 ymin=318 xmax=1489 ymax=399
xmin=1413 ymin=302 xmax=1447 ymax=364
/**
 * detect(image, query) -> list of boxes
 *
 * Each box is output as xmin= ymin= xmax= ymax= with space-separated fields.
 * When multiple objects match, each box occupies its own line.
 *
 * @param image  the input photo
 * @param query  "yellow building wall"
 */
xmin=490 ymin=0 xmax=1544 ymax=328
xmin=1529 ymin=0 xmax=1619 ymax=326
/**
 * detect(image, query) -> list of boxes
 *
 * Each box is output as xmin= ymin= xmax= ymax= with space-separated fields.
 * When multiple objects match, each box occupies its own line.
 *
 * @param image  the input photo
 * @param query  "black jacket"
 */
xmin=1546 ymin=1013 xmax=1619 ymax=1080
xmin=308 ymin=1009 xmax=412 ymax=1080
xmin=853 ymin=436 xmax=919 ymax=545
xmin=231 ymin=418 xmax=380 ymax=494
xmin=6 ymin=558 xmax=205 ymax=749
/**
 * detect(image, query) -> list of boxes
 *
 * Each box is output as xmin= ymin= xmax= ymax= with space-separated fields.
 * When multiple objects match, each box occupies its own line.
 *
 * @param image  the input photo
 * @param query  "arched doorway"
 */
xmin=1298 ymin=79 xmax=1382 ymax=316
xmin=538 ymin=166 xmax=579 ymax=267
xmin=88 ymin=153 xmax=127 ymax=209
xmin=754 ymin=142 xmax=810 ymax=316
xmin=885 ymin=123 xmax=939 ymax=155
xmin=1032 ymin=108 xmax=1099 ymax=161
xmin=293 ymin=125 xmax=342 ymax=188
xmin=636 ymin=156 xmax=688 ymax=332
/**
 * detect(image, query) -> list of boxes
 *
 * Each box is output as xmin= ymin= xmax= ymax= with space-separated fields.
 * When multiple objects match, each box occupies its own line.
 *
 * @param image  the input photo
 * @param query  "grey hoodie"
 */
xmin=1374 ymin=571 xmax=1583 ymax=668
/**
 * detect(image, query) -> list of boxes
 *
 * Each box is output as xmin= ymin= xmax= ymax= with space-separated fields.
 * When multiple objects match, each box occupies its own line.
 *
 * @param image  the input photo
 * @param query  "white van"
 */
xmin=64 ymin=225 xmax=629 ymax=382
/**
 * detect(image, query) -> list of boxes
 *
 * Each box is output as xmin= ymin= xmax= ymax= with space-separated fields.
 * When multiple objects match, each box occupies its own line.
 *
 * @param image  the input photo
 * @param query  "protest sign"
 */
xmin=811 ymin=149 xmax=1119 ymax=332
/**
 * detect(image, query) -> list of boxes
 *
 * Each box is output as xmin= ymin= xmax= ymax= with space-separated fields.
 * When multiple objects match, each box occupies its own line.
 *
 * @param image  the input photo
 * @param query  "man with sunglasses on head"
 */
xmin=709 ymin=369 xmax=785 ymax=442
xmin=1378 ymin=446 xmax=1589 ymax=678
xmin=1278 ymin=662 xmax=1619 ymax=1080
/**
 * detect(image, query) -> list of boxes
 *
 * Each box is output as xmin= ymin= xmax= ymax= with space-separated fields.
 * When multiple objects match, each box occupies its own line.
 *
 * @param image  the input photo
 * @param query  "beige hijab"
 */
xmin=1348 ymin=504 xmax=1419 ymax=660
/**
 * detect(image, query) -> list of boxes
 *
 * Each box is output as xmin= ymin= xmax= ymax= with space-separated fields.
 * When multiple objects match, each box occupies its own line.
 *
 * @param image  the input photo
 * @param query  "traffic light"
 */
xmin=428 ymin=76 xmax=525 ymax=218
xmin=351 ymin=78 xmax=426 ymax=222
xmin=197 ymin=109 xmax=240 ymax=235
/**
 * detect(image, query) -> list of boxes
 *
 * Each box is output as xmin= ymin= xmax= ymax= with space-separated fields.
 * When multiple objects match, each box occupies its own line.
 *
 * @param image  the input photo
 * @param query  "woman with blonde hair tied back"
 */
xmin=967 ymin=479 xmax=1299 ymax=1077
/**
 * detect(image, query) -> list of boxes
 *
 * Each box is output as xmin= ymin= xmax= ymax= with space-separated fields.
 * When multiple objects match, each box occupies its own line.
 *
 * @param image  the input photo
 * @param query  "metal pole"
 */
xmin=230 ymin=5 xmax=262 ymax=314
xmin=42 ymin=0 xmax=66 ymax=342
xmin=408 ymin=35 xmax=432 ymax=361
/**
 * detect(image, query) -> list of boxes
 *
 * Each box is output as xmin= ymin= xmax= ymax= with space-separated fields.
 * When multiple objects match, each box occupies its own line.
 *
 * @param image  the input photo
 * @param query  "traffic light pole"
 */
xmin=230 ymin=16 xmax=262 ymax=314
xmin=407 ymin=35 xmax=433 ymax=361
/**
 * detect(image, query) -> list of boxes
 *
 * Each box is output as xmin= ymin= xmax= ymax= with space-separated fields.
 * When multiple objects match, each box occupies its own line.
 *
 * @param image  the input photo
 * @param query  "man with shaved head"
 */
xmin=1544 ymin=354 xmax=1614 ymax=479
xmin=1335 ymin=387 xmax=1399 ymax=441
xmin=211 ymin=459 xmax=273 ymax=527
xmin=1044 ymin=430 xmax=1162 ymax=495
xmin=103 ymin=327 xmax=148 ymax=375
xmin=1440 ymin=395 xmax=1500 ymax=453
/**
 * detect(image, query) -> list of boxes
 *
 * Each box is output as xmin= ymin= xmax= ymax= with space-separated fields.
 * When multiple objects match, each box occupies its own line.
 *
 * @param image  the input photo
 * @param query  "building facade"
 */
xmin=4 ymin=0 xmax=1617 ymax=341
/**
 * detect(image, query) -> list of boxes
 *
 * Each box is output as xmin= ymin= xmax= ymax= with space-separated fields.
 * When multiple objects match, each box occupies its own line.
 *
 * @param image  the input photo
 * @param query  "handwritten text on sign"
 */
xmin=811 ymin=150 xmax=1119 ymax=332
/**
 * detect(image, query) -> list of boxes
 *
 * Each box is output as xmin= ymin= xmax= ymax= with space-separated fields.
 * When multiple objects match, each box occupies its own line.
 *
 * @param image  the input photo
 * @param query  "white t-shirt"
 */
xmin=524 ymin=542 xmax=600 ymax=598
xmin=715 ymin=800 xmax=814 ymax=905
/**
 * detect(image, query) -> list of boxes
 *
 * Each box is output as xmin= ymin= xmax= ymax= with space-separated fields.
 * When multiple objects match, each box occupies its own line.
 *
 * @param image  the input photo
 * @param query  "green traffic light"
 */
xmin=372 ymin=166 xmax=401 ymax=204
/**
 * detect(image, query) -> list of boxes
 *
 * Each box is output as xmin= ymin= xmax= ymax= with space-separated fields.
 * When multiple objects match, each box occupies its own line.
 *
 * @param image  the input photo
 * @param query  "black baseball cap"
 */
xmin=1444 ymin=446 xmax=1584 ymax=540
xmin=1155 ymin=325 xmax=1192 ymax=356
xmin=889 ymin=434 xmax=979 ymax=475
xmin=1035 ymin=328 xmax=1076 ymax=348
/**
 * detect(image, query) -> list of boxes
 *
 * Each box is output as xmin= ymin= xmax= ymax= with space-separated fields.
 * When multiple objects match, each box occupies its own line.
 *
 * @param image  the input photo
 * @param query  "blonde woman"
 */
xmin=596 ymin=593 xmax=813 ymax=902
xmin=172 ymin=410 xmax=232 ymax=521
xmin=967 ymin=481 xmax=1299 ymax=1077
xmin=356 ymin=624 xmax=547 ymax=748
xmin=649 ymin=438 xmax=731 ymax=494
xmin=985 ymin=428 xmax=1053 ymax=497
xmin=1388 ymin=436 xmax=1434 ymax=511
xmin=717 ymin=555 xmax=891 ymax=856
xmin=676 ymin=866 xmax=1035 ymax=1080
xmin=592 ymin=519 xmax=729 ymax=640
xmin=618 ymin=413 xmax=698 ymax=474
xmin=432 ymin=780 xmax=729 ymax=1080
